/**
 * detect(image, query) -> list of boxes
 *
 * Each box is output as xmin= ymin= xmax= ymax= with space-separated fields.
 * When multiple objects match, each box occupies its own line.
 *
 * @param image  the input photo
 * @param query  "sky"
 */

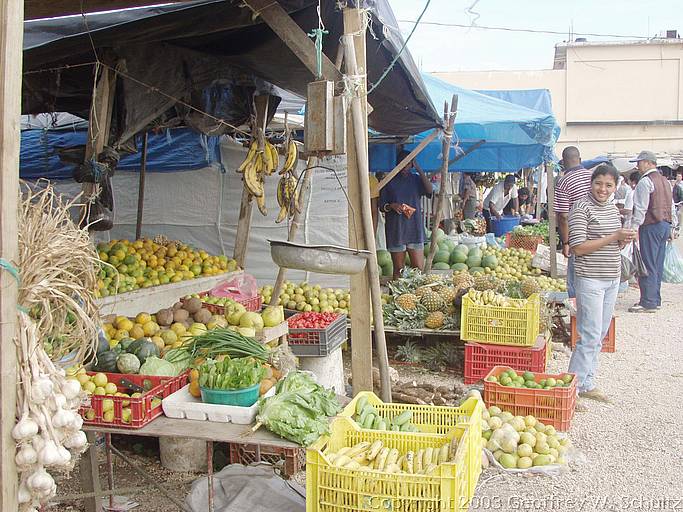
xmin=388 ymin=0 xmax=683 ymax=72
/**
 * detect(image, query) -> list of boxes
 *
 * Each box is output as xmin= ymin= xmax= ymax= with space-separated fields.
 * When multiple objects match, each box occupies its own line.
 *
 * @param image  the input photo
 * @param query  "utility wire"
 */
xmin=396 ymin=19 xmax=650 ymax=40
xmin=366 ymin=0 xmax=432 ymax=96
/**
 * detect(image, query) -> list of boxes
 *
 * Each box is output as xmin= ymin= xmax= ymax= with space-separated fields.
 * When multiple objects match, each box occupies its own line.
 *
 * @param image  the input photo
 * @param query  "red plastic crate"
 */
xmin=80 ymin=372 xmax=187 ymax=429
xmin=464 ymin=335 xmax=548 ymax=384
xmin=198 ymin=292 xmax=262 ymax=314
xmin=228 ymin=442 xmax=305 ymax=478
xmin=570 ymin=315 xmax=616 ymax=353
xmin=483 ymin=366 xmax=577 ymax=431
xmin=286 ymin=313 xmax=347 ymax=356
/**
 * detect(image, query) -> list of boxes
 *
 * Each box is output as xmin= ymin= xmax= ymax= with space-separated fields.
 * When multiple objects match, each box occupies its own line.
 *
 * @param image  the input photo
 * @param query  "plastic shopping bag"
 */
xmin=663 ymin=242 xmax=683 ymax=283
xmin=209 ymin=273 xmax=258 ymax=301
xmin=621 ymin=243 xmax=647 ymax=282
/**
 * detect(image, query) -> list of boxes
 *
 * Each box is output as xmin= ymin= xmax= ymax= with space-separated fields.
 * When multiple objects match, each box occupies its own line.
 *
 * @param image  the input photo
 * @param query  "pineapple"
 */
xmin=414 ymin=286 xmax=431 ymax=297
xmin=452 ymin=271 xmax=475 ymax=291
xmin=421 ymin=291 xmax=445 ymax=312
xmin=473 ymin=274 xmax=501 ymax=292
xmin=423 ymin=274 xmax=444 ymax=286
xmin=424 ymin=311 xmax=445 ymax=329
xmin=439 ymin=286 xmax=457 ymax=306
xmin=395 ymin=293 xmax=418 ymax=310
xmin=520 ymin=277 xmax=541 ymax=298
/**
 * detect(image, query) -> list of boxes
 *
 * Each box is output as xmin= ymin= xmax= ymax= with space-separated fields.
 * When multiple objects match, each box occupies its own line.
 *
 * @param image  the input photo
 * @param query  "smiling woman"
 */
xmin=567 ymin=164 xmax=636 ymax=406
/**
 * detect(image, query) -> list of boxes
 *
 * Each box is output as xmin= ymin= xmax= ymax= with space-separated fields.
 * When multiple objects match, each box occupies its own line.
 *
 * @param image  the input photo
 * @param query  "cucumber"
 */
xmin=362 ymin=413 xmax=376 ymax=429
xmin=391 ymin=425 xmax=400 ymax=431
xmin=355 ymin=395 xmax=368 ymax=415
xmin=358 ymin=406 xmax=371 ymax=426
xmin=372 ymin=415 xmax=383 ymax=430
xmin=377 ymin=420 xmax=387 ymax=431
xmin=393 ymin=410 xmax=413 ymax=426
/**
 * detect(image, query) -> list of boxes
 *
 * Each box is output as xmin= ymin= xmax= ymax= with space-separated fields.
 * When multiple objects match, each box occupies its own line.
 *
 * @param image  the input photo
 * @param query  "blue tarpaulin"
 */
xmin=20 ymin=127 xmax=221 ymax=180
xmin=475 ymin=89 xmax=554 ymax=115
xmin=369 ymin=74 xmax=560 ymax=173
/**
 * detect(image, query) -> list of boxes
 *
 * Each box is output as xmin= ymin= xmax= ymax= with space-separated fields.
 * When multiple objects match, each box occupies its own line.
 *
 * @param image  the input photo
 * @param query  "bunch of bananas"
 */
xmin=466 ymin=289 xmax=526 ymax=308
xmin=275 ymin=138 xmax=301 ymax=223
xmin=237 ymin=135 xmax=279 ymax=216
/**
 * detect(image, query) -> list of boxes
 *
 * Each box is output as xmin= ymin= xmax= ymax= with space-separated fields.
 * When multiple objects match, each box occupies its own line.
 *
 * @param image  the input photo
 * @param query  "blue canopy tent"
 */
xmin=370 ymin=74 xmax=560 ymax=173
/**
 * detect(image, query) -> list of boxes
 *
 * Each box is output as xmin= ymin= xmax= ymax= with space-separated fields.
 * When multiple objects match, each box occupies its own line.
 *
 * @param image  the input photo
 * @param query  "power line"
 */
xmin=396 ymin=19 xmax=650 ymax=40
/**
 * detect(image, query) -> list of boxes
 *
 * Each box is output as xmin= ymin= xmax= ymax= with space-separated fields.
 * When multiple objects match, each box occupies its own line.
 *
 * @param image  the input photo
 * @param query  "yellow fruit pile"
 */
xmin=95 ymin=239 xmax=239 ymax=297
xmin=259 ymin=281 xmax=351 ymax=314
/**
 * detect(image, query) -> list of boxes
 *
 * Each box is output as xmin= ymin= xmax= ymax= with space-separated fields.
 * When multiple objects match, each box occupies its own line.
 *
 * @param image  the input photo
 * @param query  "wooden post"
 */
xmin=269 ymin=156 xmax=316 ymax=306
xmin=546 ymin=162 xmax=558 ymax=278
xmin=377 ymin=129 xmax=439 ymax=192
xmin=425 ymin=97 xmax=457 ymax=273
xmin=80 ymin=431 xmax=103 ymax=512
xmin=0 ymin=2 xmax=21 ymax=509
xmin=233 ymin=95 xmax=269 ymax=267
xmin=536 ymin=165 xmax=543 ymax=220
xmin=343 ymin=9 xmax=375 ymax=397
xmin=135 ymin=132 xmax=149 ymax=240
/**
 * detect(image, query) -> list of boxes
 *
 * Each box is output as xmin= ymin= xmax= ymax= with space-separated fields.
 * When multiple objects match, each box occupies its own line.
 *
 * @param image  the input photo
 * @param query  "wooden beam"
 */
xmin=25 ymin=0 xmax=189 ymax=20
xmin=243 ymin=0 xmax=342 ymax=82
xmin=80 ymin=432 xmax=103 ymax=512
xmin=377 ymin=129 xmax=440 ymax=191
xmin=425 ymin=97 xmax=458 ymax=273
xmin=343 ymin=8 xmax=374 ymax=398
xmin=135 ymin=131 xmax=149 ymax=240
xmin=233 ymin=95 xmax=269 ymax=267
xmin=0 ymin=2 xmax=22 ymax=510
xmin=546 ymin=162 xmax=558 ymax=278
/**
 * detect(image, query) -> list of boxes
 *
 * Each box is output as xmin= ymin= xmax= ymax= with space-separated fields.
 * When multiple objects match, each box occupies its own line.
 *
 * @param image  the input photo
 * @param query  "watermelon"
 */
xmin=434 ymin=228 xmax=446 ymax=241
xmin=455 ymin=244 xmax=470 ymax=255
xmin=443 ymin=239 xmax=456 ymax=252
xmin=377 ymin=250 xmax=392 ymax=268
xmin=423 ymin=244 xmax=431 ymax=257
xmin=469 ymin=267 xmax=485 ymax=274
xmin=434 ymin=250 xmax=451 ymax=264
xmin=381 ymin=261 xmax=394 ymax=277
xmin=482 ymin=254 xmax=499 ymax=269
xmin=451 ymin=263 xmax=468 ymax=272
xmin=468 ymin=247 xmax=482 ymax=260
xmin=433 ymin=262 xmax=451 ymax=270
xmin=450 ymin=250 xmax=468 ymax=265
xmin=466 ymin=255 xmax=482 ymax=268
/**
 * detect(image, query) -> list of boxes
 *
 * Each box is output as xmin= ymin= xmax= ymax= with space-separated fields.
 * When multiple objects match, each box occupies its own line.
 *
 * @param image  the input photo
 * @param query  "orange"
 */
xmin=189 ymin=380 xmax=201 ymax=398
xmin=189 ymin=369 xmax=199 ymax=382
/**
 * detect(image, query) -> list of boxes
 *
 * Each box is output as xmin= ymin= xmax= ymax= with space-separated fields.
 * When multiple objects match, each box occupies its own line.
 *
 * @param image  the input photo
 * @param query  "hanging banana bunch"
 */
xmin=275 ymin=133 xmax=301 ymax=223
xmin=236 ymin=127 xmax=278 ymax=216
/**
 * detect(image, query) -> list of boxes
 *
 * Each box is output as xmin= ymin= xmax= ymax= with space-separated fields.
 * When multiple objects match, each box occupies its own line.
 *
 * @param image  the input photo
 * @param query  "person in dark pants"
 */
xmin=379 ymin=150 xmax=433 ymax=280
xmin=627 ymin=151 xmax=675 ymax=313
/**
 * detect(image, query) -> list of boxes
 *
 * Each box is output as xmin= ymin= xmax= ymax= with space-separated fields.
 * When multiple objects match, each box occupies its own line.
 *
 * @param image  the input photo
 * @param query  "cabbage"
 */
xmin=139 ymin=356 xmax=177 ymax=377
xmin=163 ymin=348 xmax=192 ymax=375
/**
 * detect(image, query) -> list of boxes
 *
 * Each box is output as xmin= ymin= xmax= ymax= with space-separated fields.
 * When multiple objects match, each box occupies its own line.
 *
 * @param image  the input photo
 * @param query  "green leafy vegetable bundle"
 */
xmin=166 ymin=327 xmax=270 ymax=362
xmin=198 ymin=357 xmax=265 ymax=390
xmin=511 ymin=221 xmax=549 ymax=242
xmin=254 ymin=371 xmax=341 ymax=446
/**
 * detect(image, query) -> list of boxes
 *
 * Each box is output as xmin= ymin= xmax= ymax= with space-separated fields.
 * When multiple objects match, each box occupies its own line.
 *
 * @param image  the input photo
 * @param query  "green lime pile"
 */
xmin=486 ymin=369 xmax=574 ymax=389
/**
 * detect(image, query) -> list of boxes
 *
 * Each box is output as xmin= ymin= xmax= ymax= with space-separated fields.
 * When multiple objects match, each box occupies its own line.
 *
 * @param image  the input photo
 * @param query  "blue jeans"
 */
xmin=566 ymin=255 xmax=576 ymax=299
xmin=638 ymin=221 xmax=670 ymax=308
xmin=568 ymin=276 xmax=619 ymax=393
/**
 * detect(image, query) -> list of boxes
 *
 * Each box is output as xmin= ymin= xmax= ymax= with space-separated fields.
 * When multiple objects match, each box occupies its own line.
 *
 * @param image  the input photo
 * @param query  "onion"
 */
xmin=12 ymin=417 xmax=39 ymax=441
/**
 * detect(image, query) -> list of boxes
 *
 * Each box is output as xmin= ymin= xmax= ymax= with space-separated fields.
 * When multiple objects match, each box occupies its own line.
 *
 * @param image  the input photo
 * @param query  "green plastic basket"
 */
xmin=200 ymin=383 xmax=260 ymax=407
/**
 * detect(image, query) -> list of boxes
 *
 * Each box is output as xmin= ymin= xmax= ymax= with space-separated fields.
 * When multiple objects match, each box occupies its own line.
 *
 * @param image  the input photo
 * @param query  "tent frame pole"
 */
xmin=546 ymin=162 xmax=558 ymax=278
xmin=425 ymin=96 xmax=457 ymax=273
xmin=377 ymin=129 xmax=439 ymax=192
xmin=135 ymin=131 xmax=149 ymax=240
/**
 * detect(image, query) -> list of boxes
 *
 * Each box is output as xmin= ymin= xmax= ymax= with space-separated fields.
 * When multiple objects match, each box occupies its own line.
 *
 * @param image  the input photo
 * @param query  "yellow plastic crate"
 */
xmin=460 ymin=293 xmax=540 ymax=346
xmin=307 ymin=417 xmax=477 ymax=512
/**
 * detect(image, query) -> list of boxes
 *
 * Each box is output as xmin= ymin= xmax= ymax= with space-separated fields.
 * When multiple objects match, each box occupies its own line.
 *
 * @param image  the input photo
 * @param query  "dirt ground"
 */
xmin=49 ymin=283 xmax=683 ymax=512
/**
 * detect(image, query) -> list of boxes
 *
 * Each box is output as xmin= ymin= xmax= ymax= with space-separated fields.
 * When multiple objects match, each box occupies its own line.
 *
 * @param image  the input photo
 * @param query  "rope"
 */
xmin=0 ymin=259 xmax=20 ymax=285
xmin=307 ymin=1 xmax=328 ymax=79
xmin=366 ymin=0 xmax=431 ymax=96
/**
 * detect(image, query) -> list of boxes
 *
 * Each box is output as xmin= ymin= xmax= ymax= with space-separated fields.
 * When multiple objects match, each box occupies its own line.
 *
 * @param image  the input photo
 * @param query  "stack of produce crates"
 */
xmin=306 ymin=392 xmax=483 ymax=512
xmin=461 ymin=293 xmax=545 ymax=383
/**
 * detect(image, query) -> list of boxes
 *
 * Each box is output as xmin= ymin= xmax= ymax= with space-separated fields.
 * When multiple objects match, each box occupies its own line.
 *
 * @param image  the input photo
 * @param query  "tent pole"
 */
xmin=536 ymin=166 xmax=542 ymax=220
xmin=0 ymin=1 xmax=22 ymax=509
xmin=377 ymin=129 xmax=439 ymax=192
xmin=425 ymin=96 xmax=457 ymax=273
xmin=135 ymin=132 xmax=149 ymax=240
xmin=546 ymin=162 xmax=558 ymax=278
xmin=269 ymin=156 xmax=317 ymax=306
xmin=234 ymin=95 xmax=269 ymax=268
xmin=343 ymin=9 xmax=392 ymax=401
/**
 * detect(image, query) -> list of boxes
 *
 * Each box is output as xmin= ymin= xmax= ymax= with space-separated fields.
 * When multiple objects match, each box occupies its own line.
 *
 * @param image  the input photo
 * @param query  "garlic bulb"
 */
xmin=12 ymin=417 xmax=39 ymax=442
xmin=15 ymin=444 xmax=38 ymax=467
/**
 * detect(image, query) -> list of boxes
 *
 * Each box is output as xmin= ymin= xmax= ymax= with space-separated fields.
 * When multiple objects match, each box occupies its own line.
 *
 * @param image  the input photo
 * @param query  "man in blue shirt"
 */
xmin=379 ymin=150 xmax=433 ymax=280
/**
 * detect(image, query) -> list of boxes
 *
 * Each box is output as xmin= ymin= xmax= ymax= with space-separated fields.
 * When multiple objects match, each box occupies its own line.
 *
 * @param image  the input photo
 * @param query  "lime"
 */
xmin=539 ymin=379 xmax=547 ymax=387
xmin=562 ymin=374 xmax=573 ymax=384
xmin=546 ymin=378 xmax=557 ymax=387
xmin=523 ymin=371 xmax=535 ymax=381
xmin=524 ymin=380 xmax=535 ymax=388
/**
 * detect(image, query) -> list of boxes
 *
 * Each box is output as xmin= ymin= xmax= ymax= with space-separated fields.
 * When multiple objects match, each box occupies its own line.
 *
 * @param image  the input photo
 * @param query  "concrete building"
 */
xmin=434 ymin=35 xmax=683 ymax=159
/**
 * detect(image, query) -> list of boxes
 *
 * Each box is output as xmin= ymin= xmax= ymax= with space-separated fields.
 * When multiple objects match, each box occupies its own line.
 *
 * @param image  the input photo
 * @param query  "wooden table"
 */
xmin=77 ymin=417 xmax=299 ymax=512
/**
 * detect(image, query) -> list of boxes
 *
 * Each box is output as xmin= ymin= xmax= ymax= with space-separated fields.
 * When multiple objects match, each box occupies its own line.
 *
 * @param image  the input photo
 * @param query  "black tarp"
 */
xmin=23 ymin=0 xmax=441 ymax=141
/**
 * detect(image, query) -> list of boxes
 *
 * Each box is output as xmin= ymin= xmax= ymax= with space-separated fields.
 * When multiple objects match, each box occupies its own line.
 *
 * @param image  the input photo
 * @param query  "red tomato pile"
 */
xmin=287 ymin=311 xmax=339 ymax=330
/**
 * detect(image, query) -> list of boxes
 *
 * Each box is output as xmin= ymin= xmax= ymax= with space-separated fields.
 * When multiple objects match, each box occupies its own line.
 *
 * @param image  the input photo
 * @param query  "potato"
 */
xmin=184 ymin=297 xmax=202 ymax=314
xmin=173 ymin=309 xmax=189 ymax=323
xmin=156 ymin=308 xmax=174 ymax=327
xmin=193 ymin=308 xmax=212 ymax=325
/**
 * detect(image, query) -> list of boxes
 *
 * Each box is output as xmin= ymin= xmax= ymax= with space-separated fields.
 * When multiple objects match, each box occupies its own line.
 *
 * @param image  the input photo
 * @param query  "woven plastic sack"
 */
xmin=663 ymin=242 xmax=683 ymax=283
